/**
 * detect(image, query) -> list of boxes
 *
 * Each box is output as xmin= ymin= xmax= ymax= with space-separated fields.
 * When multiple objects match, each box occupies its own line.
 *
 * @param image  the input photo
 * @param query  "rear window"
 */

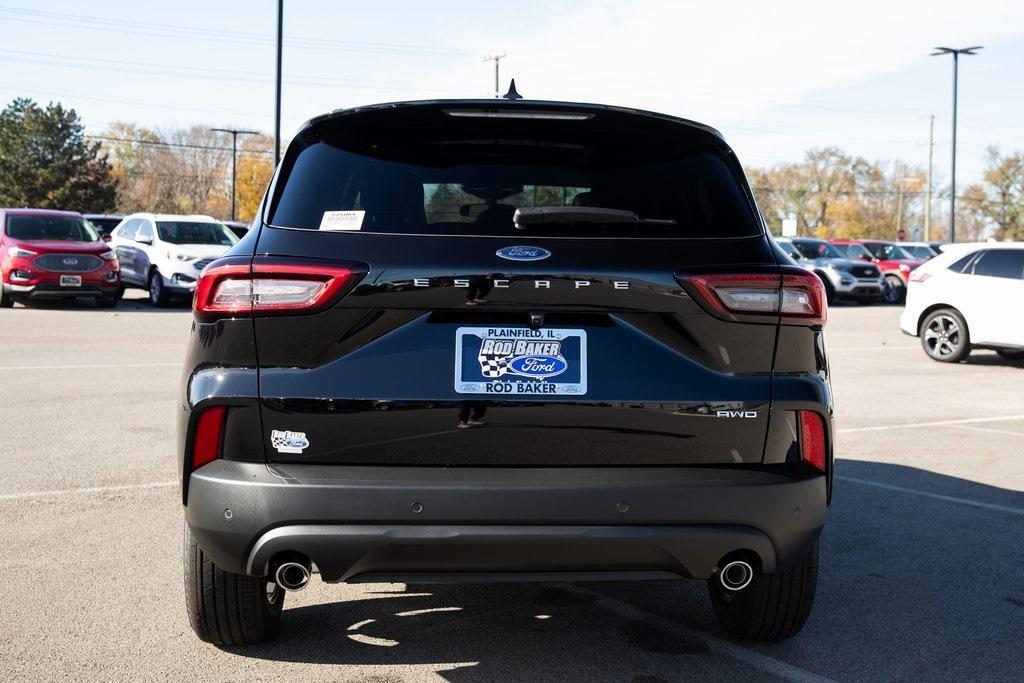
xmin=5 ymin=215 xmax=98 ymax=242
xmin=156 ymin=221 xmax=237 ymax=246
xmin=269 ymin=108 xmax=760 ymax=238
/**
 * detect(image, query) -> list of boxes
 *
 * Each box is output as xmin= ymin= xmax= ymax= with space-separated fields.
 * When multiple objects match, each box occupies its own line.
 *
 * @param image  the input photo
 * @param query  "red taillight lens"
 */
xmin=677 ymin=270 xmax=827 ymax=325
xmin=193 ymin=261 xmax=356 ymax=319
xmin=191 ymin=406 xmax=226 ymax=471
xmin=798 ymin=410 xmax=826 ymax=472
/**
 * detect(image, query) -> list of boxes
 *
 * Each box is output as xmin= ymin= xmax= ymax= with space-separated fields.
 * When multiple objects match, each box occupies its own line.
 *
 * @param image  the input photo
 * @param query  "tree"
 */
xmin=0 ymin=98 xmax=117 ymax=211
xmin=235 ymin=134 xmax=275 ymax=222
xmin=978 ymin=146 xmax=1024 ymax=240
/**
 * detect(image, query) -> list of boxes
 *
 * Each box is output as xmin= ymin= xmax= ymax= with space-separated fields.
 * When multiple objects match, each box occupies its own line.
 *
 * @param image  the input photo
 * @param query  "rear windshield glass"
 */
xmin=793 ymin=240 xmax=844 ymax=259
xmin=269 ymin=109 xmax=759 ymax=238
xmin=5 ymin=215 xmax=98 ymax=241
xmin=156 ymin=221 xmax=238 ymax=246
xmin=86 ymin=218 xmax=121 ymax=234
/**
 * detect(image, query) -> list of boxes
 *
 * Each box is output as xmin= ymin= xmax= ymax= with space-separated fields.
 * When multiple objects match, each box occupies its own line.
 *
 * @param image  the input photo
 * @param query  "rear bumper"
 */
xmin=185 ymin=461 xmax=827 ymax=583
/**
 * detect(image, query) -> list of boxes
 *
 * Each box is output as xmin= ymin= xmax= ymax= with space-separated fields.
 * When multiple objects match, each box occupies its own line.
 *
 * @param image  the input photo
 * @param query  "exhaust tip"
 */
xmin=719 ymin=560 xmax=754 ymax=591
xmin=275 ymin=561 xmax=311 ymax=591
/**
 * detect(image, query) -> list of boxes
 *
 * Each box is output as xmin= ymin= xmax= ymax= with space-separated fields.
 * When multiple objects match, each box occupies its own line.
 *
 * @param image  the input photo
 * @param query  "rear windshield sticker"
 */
xmin=455 ymin=327 xmax=587 ymax=396
xmin=319 ymin=210 xmax=365 ymax=231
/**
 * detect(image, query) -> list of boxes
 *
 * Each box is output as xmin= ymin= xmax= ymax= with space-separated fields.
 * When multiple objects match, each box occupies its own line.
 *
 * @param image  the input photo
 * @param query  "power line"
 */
xmin=86 ymin=134 xmax=274 ymax=156
xmin=0 ymin=4 xmax=470 ymax=57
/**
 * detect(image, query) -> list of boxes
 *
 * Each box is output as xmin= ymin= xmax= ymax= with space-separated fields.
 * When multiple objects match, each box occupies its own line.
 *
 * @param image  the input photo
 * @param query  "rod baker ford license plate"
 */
xmin=454 ymin=327 xmax=587 ymax=396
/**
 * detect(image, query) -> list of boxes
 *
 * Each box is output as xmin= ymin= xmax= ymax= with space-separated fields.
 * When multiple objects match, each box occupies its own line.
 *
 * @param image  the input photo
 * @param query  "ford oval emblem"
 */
xmin=62 ymin=257 xmax=79 ymax=266
xmin=496 ymin=245 xmax=551 ymax=262
xmin=507 ymin=355 xmax=567 ymax=379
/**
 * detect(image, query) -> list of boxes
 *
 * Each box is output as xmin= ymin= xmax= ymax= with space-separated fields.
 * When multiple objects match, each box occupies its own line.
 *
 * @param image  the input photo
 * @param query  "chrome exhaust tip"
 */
xmin=274 ymin=561 xmax=311 ymax=592
xmin=719 ymin=560 xmax=754 ymax=591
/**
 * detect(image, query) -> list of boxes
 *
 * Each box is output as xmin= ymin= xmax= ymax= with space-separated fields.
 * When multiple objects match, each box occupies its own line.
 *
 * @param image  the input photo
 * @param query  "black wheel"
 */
xmin=996 ymin=349 xmax=1024 ymax=361
xmin=0 ymin=285 xmax=13 ymax=308
xmin=855 ymin=297 xmax=875 ymax=306
xmin=921 ymin=308 xmax=970 ymax=362
xmin=881 ymin=275 xmax=905 ymax=304
xmin=148 ymin=269 xmax=169 ymax=307
xmin=183 ymin=523 xmax=284 ymax=646
xmin=709 ymin=543 xmax=818 ymax=641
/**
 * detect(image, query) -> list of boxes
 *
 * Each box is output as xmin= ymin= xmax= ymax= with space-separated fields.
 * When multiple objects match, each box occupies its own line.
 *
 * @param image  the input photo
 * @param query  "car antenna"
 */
xmin=502 ymin=79 xmax=523 ymax=101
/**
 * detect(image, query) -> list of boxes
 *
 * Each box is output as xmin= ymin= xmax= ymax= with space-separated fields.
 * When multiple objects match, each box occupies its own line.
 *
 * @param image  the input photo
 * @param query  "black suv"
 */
xmin=180 ymin=98 xmax=832 ymax=646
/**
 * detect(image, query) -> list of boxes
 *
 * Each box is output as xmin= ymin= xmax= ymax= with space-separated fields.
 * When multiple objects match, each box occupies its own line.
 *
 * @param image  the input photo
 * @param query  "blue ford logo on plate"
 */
xmin=496 ymin=245 xmax=551 ymax=262
xmin=507 ymin=355 xmax=567 ymax=379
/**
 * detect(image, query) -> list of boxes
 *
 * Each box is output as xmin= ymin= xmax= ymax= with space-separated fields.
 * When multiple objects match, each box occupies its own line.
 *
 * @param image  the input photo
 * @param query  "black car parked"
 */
xmin=180 ymin=98 xmax=833 ymax=645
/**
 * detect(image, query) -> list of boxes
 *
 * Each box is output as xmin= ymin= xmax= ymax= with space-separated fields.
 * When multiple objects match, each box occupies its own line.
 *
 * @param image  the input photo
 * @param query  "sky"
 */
xmin=1 ymin=0 xmax=1023 ymax=186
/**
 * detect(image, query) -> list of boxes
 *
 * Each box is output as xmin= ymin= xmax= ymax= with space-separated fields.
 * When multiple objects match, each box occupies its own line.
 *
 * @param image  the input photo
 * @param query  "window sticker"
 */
xmin=319 ymin=210 xmax=365 ymax=231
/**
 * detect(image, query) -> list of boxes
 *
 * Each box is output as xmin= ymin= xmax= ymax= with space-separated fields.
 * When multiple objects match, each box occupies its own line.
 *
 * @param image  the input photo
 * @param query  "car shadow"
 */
xmin=221 ymin=460 xmax=1024 ymax=680
xmin=963 ymin=351 xmax=1024 ymax=368
xmin=9 ymin=294 xmax=190 ymax=314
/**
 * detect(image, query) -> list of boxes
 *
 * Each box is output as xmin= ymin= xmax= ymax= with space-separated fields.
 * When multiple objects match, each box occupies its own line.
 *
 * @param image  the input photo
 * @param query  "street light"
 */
xmin=211 ymin=128 xmax=258 ymax=221
xmin=931 ymin=45 xmax=982 ymax=243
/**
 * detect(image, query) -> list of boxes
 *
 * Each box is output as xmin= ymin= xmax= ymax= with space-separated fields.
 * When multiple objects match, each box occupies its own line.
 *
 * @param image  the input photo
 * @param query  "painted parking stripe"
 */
xmin=0 ymin=480 xmax=176 ymax=502
xmin=837 ymin=476 xmax=1024 ymax=517
xmin=949 ymin=424 xmax=1024 ymax=437
xmin=0 ymin=362 xmax=181 ymax=371
xmin=563 ymin=584 xmax=837 ymax=683
xmin=837 ymin=414 xmax=1024 ymax=434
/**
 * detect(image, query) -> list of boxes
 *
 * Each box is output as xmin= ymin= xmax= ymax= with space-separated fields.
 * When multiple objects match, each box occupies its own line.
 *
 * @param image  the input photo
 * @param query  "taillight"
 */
xmin=677 ymin=269 xmax=827 ymax=325
xmin=193 ymin=260 xmax=357 ymax=319
xmin=798 ymin=410 xmax=826 ymax=472
xmin=191 ymin=406 xmax=226 ymax=471
xmin=909 ymin=270 xmax=930 ymax=283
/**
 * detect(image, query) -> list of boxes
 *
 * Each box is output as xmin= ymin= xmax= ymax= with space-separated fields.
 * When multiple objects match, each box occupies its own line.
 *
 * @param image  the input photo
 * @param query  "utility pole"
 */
xmin=212 ymin=128 xmax=258 ymax=221
xmin=274 ymin=0 xmax=284 ymax=163
xmin=925 ymin=114 xmax=934 ymax=241
xmin=484 ymin=53 xmax=506 ymax=98
xmin=931 ymin=46 xmax=982 ymax=243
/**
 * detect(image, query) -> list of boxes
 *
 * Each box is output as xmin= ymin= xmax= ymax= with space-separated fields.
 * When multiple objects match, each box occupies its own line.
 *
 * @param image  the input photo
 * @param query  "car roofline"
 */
xmin=298 ymin=98 xmax=725 ymax=141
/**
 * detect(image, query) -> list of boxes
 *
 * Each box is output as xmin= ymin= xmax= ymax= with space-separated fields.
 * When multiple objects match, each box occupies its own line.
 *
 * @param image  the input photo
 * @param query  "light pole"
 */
xmin=212 ymin=128 xmax=258 ymax=221
xmin=274 ymin=0 xmax=283 ymax=163
xmin=484 ymin=53 xmax=506 ymax=98
xmin=931 ymin=46 xmax=981 ymax=243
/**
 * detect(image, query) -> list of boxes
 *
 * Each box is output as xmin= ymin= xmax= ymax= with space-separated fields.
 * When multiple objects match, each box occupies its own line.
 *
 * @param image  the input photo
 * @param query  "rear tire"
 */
xmin=183 ymin=523 xmax=284 ymax=646
xmin=921 ymin=308 xmax=970 ymax=363
xmin=97 ymin=287 xmax=123 ymax=309
xmin=0 ymin=285 xmax=13 ymax=308
xmin=709 ymin=543 xmax=818 ymax=641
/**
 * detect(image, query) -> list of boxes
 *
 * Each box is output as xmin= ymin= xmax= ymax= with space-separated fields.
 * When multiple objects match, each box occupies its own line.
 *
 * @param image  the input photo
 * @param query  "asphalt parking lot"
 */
xmin=2 ymin=294 xmax=1022 ymax=681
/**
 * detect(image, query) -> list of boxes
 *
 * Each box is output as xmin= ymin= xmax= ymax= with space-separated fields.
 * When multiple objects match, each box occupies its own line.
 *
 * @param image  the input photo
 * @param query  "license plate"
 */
xmin=60 ymin=275 xmax=82 ymax=287
xmin=454 ymin=326 xmax=587 ymax=396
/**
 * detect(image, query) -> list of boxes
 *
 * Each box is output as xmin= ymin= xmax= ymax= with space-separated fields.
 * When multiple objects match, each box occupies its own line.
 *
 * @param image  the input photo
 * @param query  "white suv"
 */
xmin=900 ymin=242 xmax=1024 ymax=362
xmin=108 ymin=214 xmax=238 ymax=306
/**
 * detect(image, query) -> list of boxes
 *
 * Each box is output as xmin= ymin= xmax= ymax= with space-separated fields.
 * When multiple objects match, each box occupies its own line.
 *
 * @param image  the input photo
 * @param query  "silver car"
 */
xmin=777 ymin=237 xmax=883 ymax=304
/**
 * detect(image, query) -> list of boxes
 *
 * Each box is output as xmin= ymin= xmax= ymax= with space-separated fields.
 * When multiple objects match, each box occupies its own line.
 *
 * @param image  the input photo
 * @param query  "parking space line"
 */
xmin=837 ymin=476 xmax=1024 ymax=517
xmin=837 ymin=414 xmax=1024 ymax=434
xmin=829 ymin=345 xmax=918 ymax=351
xmin=561 ymin=584 xmax=837 ymax=682
xmin=0 ymin=362 xmax=181 ymax=371
xmin=0 ymin=480 xmax=176 ymax=502
xmin=948 ymin=424 xmax=1024 ymax=437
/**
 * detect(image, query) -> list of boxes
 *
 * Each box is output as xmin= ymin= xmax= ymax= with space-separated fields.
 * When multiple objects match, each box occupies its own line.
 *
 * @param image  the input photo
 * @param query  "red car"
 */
xmin=0 ymin=208 xmax=122 ymax=308
xmin=829 ymin=239 xmax=924 ymax=304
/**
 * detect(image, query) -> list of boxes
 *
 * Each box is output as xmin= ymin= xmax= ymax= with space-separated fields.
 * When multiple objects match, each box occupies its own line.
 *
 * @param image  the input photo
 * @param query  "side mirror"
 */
xmin=135 ymin=234 xmax=153 ymax=245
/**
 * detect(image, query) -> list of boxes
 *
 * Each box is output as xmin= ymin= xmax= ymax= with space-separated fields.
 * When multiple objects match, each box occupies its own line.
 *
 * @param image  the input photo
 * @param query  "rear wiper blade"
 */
xmin=513 ymin=206 xmax=676 ymax=229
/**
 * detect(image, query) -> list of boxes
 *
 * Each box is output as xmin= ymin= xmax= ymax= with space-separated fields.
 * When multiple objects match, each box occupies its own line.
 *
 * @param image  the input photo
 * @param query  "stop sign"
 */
xmin=897 ymin=228 xmax=907 ymax=240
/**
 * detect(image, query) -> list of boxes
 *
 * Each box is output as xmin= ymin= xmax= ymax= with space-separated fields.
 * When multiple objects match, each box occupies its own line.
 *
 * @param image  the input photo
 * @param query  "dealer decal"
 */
xmin=454 ymin=327 xmax=587 ymax=396
xmin=271 ymin=430 xmax=309 ymax=454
